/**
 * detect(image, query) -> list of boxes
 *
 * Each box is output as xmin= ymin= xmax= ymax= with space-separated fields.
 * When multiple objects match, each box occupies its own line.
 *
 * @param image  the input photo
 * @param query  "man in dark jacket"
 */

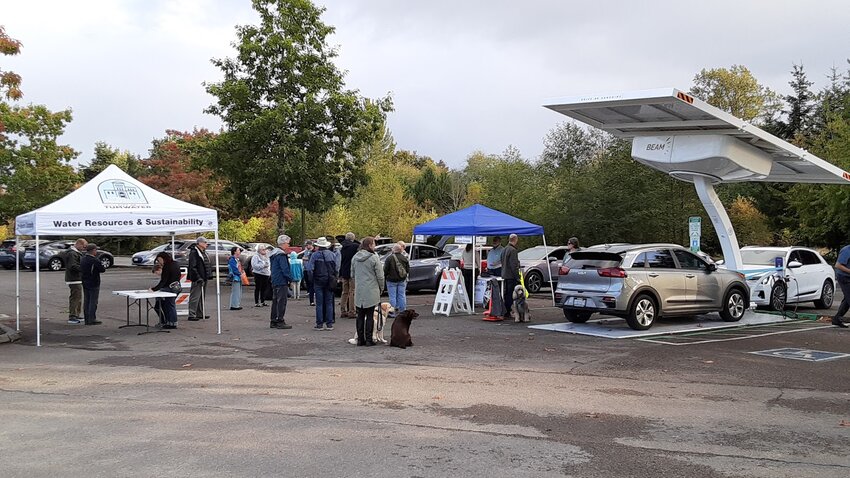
xmin=338 ymin=232 xmax=359 ymax=318
xmin=383 ymin=242 xmax=410 ymax=314
xmin=501 ymin=234 xmax=521 ymax=320
xmin=269 ymin=234 xmax=293 ymax=329
xmin=187 ymin=236 xmax=211 ymax=321
xmin=80 ymin=243 xmax=106 ymax=325
xmin=62 ymin=238 xmax=87 ymax=324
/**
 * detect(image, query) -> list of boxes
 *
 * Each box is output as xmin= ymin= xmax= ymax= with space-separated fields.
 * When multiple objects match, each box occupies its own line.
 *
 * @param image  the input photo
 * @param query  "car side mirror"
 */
xmin=787 ymin=260 xmax=802 ymax=269
xmin=548 ymin=257 xmax=557 ymax=262
xmin=708 ymin=263 xmax=717 ymax=272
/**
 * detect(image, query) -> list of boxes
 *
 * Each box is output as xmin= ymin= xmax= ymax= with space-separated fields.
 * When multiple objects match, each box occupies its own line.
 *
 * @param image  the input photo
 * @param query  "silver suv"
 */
xmin=555 ymin=244 xmax=749 ymax=330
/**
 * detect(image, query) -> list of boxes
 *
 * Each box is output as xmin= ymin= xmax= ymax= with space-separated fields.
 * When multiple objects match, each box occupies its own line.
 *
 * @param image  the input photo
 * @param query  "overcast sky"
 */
xmin=4 ymin=0 xmax=850 ymax=168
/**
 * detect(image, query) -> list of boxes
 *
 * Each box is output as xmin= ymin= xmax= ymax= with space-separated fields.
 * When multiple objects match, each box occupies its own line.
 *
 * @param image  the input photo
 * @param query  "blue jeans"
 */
xmin=315 ymin=287 xmax=335 ymax=326
xmin=160 ymin=296 xmax=177 ymax=326
xmin=387 ymin=280 xmax=407 ymax=312
xmin=230 ymin=281 xmax=242 ymax=308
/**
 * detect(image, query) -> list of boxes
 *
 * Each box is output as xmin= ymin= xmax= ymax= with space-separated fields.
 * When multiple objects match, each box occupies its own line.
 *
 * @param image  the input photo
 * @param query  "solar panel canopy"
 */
xmin=544 ymin=88 xmax=850 ymax=185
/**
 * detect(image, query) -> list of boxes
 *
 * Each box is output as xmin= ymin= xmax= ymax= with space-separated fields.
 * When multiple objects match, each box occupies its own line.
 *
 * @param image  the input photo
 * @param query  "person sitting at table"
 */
xmin=150 ymin=252 xmax=181 ymax=329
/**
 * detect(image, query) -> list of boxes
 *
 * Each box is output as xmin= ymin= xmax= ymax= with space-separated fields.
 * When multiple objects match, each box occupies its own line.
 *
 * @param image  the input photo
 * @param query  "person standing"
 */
xmin=289 ymin=251 xmax=303 ymax=299
xmin=187 ymin=236 xmax=211 ymax=321
xmin=487 ymin=236 xmax=504 ymax=277
xmin=339 ymin=232 xmax=359 ymax=318
xmin=269 ymin=235 xmax=293 ymax=329
xmin=80 ymin=243 xmax=105 ymax=326
xmin=383 ymin=241 xmax=409 ymax=315
xmin=251 ymin=246 xmax=272 ymax=307
xmin=501 ymin=234 xmax=521 ymax=321
xmin=351 ymin=237 xmax=384 ymax=346
xmin=309 ymin=237 xmax=337 ymax=330
xmin=302 ymin=240 xmax=316 ymax=306
xmin=461 ymin=243 xmax=477 ymax=306
xmin=151 ymin=252 xmax=181 ymax=329
xmin=62 ymin=238 xmax=87 ymax=324
xmin=830 ymin=244 xmax=850 ymax=328
xmin=228 ymin=247 xmax=244 ymax=310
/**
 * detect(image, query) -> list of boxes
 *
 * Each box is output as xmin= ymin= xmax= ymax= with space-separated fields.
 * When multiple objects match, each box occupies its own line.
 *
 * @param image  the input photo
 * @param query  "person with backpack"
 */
xmin=383 ymin=241 xmax=410 ymax=315
xmin=308 ymin=237 xmax=338 ymax=330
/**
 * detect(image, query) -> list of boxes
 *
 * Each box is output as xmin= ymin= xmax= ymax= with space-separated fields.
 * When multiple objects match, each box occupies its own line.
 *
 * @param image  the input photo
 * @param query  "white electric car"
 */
xmin=736 ymin=247 xmax=835 ymax=310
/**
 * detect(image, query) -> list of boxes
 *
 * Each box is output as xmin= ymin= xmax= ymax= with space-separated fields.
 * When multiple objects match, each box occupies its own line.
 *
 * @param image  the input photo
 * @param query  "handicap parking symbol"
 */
xmin=749 ymin=348 xmax=850 ymax=362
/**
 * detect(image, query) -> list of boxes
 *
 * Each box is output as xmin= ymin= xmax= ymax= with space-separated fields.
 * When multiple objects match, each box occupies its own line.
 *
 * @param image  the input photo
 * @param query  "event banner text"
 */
xmin=52 ymin=218 xmax=205 ymax=228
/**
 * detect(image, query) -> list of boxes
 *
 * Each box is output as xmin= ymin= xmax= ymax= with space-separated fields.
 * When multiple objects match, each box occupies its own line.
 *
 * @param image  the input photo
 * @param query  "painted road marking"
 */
xmin=638 ymin=320 xmax=830 ymax=346
xmin=749 ymin=347 xmax=850 ymax=362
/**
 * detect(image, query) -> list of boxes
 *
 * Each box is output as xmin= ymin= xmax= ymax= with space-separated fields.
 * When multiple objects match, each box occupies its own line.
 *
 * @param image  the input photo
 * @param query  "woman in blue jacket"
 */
xmin=229 ymin=246 xmax=244 ymax=310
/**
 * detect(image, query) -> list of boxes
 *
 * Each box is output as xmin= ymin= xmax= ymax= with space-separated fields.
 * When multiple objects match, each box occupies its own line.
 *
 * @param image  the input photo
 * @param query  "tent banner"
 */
xmin=16 ymin=212 xmax=217 ymax=236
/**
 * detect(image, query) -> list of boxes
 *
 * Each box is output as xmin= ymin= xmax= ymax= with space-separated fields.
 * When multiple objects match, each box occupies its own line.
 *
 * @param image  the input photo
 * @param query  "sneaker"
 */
xmin=230 ymin=307 xmax=243 ymax=311
xmin=274 ymin=322 xmax=293 ymax=330
xmin=261 ymin=303 xmax=268 ymax=307
xmin=254 ymin=303 xmax=262 ymax=308
xmin=162 ymin=324 xmax=177 ymax=330
xmin=187 ymin=317 xmax=200 ymax=321
xmin=833 ymin=318 xmax=848 ymax=328
xmin=324 ymin=325 xmax=334 ymax=331
xmin=68 ymin=318 xmax=82 ymax=324
xmin=313 ymin=325 xmax=324 ymax=331
xmin=309 ymin=302 xmax=316 ymax=306
xmin=85 ymin=320 xmax=103 ymax=325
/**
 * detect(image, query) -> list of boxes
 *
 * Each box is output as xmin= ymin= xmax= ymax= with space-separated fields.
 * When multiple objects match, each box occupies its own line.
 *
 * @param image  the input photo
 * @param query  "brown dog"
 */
xmin=389 ymin=309 xmax=418 ymax=349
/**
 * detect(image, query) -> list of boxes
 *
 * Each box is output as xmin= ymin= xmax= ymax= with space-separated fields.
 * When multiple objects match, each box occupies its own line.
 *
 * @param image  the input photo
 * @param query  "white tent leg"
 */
xmin=35 ymin=234 xmax=41 ymax=347
xmin=171 ymin=234 xmax=176 ymax=259
xmin=214 ymin=230 xmax=222 ymax=334
xmin=543 ymin=234 xmax=556 ymax=306
xmin=471 ymin=236 xmax=476 ymax=314
xmin=15 ymin=235 xmax=20 ymax=331
xmin=693 ymin=176 xmax=742 ymax=270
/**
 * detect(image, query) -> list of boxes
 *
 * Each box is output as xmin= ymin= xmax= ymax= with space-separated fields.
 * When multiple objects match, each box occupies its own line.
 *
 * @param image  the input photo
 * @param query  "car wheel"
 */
xmin=525 ymin=270 xmax=543 ymax=294
xmin=48 ymin=257 xmax=63 ymax=271
xmin=626 ymin=293 xmax=656 ymax=330
xmin=563 ymin=310 xmax=592 ymax=323
xmin=100 ymin=256 xmax=113 ymax=269
xmin=769 ymin=281 xmax=786 ymax=311
xmin=813 ymin=280 xmax=834 ymax=309
xmin=720 ymin=287 xmax=747 ymax=322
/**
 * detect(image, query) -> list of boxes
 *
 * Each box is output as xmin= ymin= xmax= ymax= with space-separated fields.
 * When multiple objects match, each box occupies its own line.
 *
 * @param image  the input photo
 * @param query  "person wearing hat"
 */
xmin=80 ymin=243 xmax=106 ymax=325
xmin=187 ymin=236 xmax=211 ymax=321
xmin=228 ymin=246 xmax=245 ymax=310
xmin=308 ymin=237 xmax=338 ymax=330
xmin=268 ymin=235 xmax=293 ymax=329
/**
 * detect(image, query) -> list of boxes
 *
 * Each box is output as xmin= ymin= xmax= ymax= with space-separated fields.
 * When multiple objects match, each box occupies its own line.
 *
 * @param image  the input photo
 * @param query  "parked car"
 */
xmin=23 ymin=240 xmax=114 ymax=271
xmin=0 ymin=239 xmax=49 ymax=269
xmin=132 ymin=241 xmax=187 ymax=267
xmin=375 ymin=243 xmax=456 ymax=291
xmin=735 ymin=246 xmax=835 ymax=310
xmin=168 ymin=240 xmax=255 ymax=274
xmin=448 ymin=245 xmax=491 ymax=273
xmin=555 ymin=243 xmax=749 ymax=330
xmin=518 ymin=245 xmax=571 ymax=293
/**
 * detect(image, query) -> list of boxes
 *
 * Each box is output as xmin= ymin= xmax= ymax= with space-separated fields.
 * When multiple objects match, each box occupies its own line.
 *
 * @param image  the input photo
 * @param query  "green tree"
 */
xmin=772 ymin=64 xmax=816 ymax=142
xmin=204 ymin=0 xmax=392 ymax=235
xmin=728 ymin=196 xmax=772 ymax=246
xmin=690 ymin=65 xmax=780 ymax=123
xmin=79 ymin=141 xmax=141 ymax=180
xmin=0 ymin=26 xmax=23 ymax=100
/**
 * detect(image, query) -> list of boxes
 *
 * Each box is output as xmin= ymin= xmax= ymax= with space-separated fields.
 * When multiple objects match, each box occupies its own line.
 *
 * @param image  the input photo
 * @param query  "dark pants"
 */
xmin=160 ymin=296 xmax=177 ymax=326
xmin=833 ymin=278 xmax=850 ymax=321
xmin=462 ymin=269 xmax=474 ymax=305
xmin=488 ymin=267 xmax=502 ymax=277
xmin=154 ymin=298 xmax=165 ymax=324
xmin=503 ymin=278 xmax=518 ymax=316
xmin=315 ymin=286 xmax=334 ymax=327
xmin=305 ymin=271 xmax=315 ymax=304
xmin=254 ymin=274 xmax=271 ymax=305
xmin=356 ymin=305 xmax=376 ymax=345
xmin=83 ymin=286 xmax=99 ymax=324
xmin=68 ymin=283 xmax=83 ymax=318
xmin=188 ymin=279 xmax=206 ymax=319
xmin=270 ymin=284 xmax=289 ymax=324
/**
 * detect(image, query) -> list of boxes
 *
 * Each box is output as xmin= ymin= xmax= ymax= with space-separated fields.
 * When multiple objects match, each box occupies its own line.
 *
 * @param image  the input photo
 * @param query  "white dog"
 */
xmin=348 ymin=302 xmax=394 ymax=345
xmin=513 ymin=285 xmax=530 ymax=323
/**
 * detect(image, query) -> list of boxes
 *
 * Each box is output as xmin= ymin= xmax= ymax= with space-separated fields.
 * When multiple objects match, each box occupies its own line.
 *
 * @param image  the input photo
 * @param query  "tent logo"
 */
xmin=98 ymin=180 xmax=148 ymax=205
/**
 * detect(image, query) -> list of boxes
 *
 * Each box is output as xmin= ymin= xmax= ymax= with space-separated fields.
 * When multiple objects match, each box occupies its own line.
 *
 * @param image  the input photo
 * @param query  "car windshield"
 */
xmin=741 ymin=249 xmax=784 ymax=266
xmin=518 ymin=246 xmax=549 ymax=261
xmin=565 ymin=251 xmax=623 ymax=270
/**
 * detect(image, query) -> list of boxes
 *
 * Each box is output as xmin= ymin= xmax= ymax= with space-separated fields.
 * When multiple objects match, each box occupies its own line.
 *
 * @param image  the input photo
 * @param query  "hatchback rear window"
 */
xmin=565 ymin=252 xmax=623 ymax=270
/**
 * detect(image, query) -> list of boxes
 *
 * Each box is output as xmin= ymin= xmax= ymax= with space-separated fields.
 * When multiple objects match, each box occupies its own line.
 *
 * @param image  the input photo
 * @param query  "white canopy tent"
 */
xmin=15 ymin=165 xmax=221 ymax=346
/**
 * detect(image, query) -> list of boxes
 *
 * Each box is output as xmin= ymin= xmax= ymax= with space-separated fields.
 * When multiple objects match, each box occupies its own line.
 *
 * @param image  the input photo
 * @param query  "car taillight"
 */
xmin=558 ymin=265 xmax=570 ymax=275
xmin=598 ymin=267 xmax=627 ymax=278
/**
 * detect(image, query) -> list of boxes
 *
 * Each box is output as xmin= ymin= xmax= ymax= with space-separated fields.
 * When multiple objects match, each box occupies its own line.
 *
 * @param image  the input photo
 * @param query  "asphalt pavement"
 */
xmin=1 ymin=267 xmax=848 ymax=477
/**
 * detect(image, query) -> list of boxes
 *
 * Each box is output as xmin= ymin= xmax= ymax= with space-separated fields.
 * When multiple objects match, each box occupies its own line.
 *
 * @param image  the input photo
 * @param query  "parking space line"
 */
xmin=639 ymin=324 xmax=831 ymax=346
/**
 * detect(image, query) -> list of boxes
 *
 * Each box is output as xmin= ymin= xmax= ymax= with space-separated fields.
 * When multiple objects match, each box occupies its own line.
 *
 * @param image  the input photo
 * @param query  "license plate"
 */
xmin=573 ymin=298 xmax=586 ymax=307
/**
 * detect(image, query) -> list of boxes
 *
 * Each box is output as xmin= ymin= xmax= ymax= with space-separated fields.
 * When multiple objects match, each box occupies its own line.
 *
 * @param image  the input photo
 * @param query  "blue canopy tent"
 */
xmin=413 ymin=204 xmax=554 ymax=311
